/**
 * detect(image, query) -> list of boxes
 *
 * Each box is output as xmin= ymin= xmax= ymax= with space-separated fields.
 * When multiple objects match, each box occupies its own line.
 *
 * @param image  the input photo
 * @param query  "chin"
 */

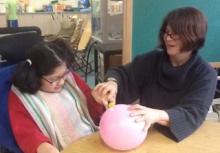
xmin=166 ymin=48 xmax=179 ymax=56
xmin=53 ymin=88 xmax=62 ymax=93
xmin=46 ymin=87 xmax=62 ymax=93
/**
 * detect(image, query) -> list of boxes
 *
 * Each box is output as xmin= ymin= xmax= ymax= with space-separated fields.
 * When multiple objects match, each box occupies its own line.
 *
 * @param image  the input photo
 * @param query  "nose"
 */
xmin=57 ymin=77 xmax=66 ymax=86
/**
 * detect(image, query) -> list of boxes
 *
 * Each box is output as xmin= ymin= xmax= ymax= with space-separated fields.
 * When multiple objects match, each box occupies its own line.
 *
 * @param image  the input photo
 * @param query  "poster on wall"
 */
xmin=108 ymin=0 xmax=123 ymax=16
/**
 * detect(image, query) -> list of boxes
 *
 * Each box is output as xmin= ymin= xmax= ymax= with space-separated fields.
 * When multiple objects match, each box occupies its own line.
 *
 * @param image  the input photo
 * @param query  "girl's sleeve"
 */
xmin=8 ymin=91 xmax=51 ymax=153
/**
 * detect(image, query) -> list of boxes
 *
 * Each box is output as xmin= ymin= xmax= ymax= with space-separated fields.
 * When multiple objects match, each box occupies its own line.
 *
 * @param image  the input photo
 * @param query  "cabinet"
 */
xmin=94 ymin=42 xmax=122 ymax=84
xmin=91 ymin=0 xmax=123 ymax=50
xmin=91 ymin=0 xmax=123 ymax=84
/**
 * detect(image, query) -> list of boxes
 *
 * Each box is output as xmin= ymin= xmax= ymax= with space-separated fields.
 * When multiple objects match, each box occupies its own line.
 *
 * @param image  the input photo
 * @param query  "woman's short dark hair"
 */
xmin=159 ymin=7 xmax=207 ymax=52
xmin=13 ymin=38 xmax=75 ymax=94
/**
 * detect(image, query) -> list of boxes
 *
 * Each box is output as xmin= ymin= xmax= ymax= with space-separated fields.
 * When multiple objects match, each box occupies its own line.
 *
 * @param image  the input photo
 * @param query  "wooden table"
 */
xmin=62 ymin=121 xmax=220 ymax=153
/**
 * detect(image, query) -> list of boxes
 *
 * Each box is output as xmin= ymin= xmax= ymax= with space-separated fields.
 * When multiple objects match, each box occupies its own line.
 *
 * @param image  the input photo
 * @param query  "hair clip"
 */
xmin=26 ymin=59 xmax=32 ymax=66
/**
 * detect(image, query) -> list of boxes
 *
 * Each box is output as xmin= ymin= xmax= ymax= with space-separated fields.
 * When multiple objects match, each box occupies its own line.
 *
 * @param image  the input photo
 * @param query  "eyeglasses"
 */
xmin=163 ymin=31 xmax=180 ymax=40
xmin=42 ymin=69 xmax=70 ymax=84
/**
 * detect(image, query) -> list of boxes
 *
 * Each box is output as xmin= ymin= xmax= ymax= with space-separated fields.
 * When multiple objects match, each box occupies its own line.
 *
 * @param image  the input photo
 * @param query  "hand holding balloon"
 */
xmin=128 ymin=104 xmax=170 ymax=130
xmin=99 ymin=104 xmax=148 ymax=151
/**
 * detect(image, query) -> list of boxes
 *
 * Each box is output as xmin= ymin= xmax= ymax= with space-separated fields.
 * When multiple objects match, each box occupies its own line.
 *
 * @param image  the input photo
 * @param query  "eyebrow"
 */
xmin=165 ymin=29 xmax=172 ymax=33
xmin=46 ymin=69 xmax=69 ymax=79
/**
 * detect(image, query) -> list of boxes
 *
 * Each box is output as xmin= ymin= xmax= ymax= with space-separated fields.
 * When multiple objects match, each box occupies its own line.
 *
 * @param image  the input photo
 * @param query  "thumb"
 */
xmin=103 ymin=100 xmax=108 ymax=109
xmin=143 ymin=121 xmax=151 ymax=132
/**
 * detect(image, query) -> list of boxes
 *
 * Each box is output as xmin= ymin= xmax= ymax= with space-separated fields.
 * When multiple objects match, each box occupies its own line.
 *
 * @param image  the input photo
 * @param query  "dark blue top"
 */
xmin=106 ymin=49 xmax=217 ymax=142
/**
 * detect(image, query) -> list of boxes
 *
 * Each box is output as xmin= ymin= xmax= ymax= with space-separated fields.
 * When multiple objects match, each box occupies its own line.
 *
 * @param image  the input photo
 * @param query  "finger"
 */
xmin=108 ymin=89 xmax=117 ymax=98
xmin=105 ymin=91 xmax=116 ymax=101
xmin=107 ymin=96 xmax=116 ymax=104
xmin=95 ymin=89 xmax=110 ymax=100
xmin=94 ymin=83 xmax=109 ymax=93
xmin=95 ymin=96 xmax=105 ymax=105
xmin=102 ymin=86 xmax=112 ymax=95
xmin=100 ymin=81 xmax=117 ymax=95
xmin=100 ymin=83 xmax=115 ymax=96
xmin=91 ymin=91 xmax=100 ymax=103
xmin=128 ymin=104 xmax=145 ymax=111
xmin=134 ymin=115 xmax=146 ymax=122
xmin=129 ymin=109 xmax=147 ymax=117
xmin=95 ymin=84 xmax=107 ymax=94
xmin=103 ymin=100 xmax=108 ymax=109
xmin=93 ymin=83 xmax=103 ymax=91
xmin=92 ymin=90 xmax=109 ymax=106
xmin=143 ymin=121 xmax=151 ymax=132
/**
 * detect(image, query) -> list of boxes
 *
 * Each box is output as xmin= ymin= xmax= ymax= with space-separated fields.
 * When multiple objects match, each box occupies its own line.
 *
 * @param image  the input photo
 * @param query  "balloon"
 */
xmin=99 ymin=104 xmax=147 ymax=151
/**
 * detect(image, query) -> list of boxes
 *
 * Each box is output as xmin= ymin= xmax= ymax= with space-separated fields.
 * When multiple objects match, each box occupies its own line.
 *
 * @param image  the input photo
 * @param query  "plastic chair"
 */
xmin=44 ymin=17 xmax=77 ymax=42
xmin=70 ymin=19 xmax=95 ymax=81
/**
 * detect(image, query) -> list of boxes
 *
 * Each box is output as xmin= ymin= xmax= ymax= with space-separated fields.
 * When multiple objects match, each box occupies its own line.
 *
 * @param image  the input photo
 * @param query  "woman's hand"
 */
xmin=92 ymin=80 xmax=118 ymax=108
xmin=128 ymin=104 xmax=170 ymax=131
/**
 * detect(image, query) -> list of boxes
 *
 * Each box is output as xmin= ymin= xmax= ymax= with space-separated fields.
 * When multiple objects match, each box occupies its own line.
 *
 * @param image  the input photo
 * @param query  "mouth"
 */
xmin=167 ymin=44 xmax=176 ymax=48
xmin=54 ymin=86 xmax=62 ymax=90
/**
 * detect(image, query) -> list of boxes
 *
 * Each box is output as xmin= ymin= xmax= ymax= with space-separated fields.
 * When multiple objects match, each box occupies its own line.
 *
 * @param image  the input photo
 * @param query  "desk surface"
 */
xmin=62 ymin=121 xmax=220 ymax=153
xmin=210 ymin=62 xmax=220 ymax=69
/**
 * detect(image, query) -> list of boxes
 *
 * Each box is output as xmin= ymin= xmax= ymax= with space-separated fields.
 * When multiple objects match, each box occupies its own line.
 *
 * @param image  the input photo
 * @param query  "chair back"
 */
xmin=0 ymin=26 xmax=41 ymax=35
xmin=78 ymin=20 xmax=91 ymax=51
xmin=0 ymin=26 xmax=42 ymax=153
xmin=0 ymin=26 xmax=43 ymax=64
xmin=70 ymin=18 xmax=85 ymax=50
xmin=0 ymin=64 xmax=22 ymax=153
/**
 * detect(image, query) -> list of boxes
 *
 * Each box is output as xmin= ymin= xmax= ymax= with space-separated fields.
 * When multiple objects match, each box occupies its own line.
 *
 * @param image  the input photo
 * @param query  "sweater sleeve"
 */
xmin=8 ymin=91 xmax=51 ymax=153
xmin=72 ymin=72 xmax=105 ymax=125
xmin=105 ymin=51 xmax=157 ymax=104
xmin=166 ymin=67 xmax=217 ymax=142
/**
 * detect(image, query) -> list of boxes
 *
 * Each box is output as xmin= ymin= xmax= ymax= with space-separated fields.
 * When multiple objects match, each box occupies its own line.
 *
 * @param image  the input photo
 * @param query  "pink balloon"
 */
xmin=99 ymin=104 xmax=147 ymax=151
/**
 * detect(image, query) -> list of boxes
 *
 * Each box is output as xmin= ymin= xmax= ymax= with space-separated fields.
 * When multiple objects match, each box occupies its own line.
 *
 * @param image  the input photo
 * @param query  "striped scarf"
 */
xmin=12 ymin=74 xmax=97 ymax=151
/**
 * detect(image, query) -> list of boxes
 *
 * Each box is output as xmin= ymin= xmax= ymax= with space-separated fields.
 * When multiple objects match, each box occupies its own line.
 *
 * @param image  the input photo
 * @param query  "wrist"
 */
xmin=156 ymin=110 xmax=170 ymax=126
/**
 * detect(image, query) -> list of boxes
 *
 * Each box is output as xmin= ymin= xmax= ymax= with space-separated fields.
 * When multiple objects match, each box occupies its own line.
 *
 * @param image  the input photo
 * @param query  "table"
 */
xmin=209 ymin=62 xmax=220 ymax=69
xmin=62 ymin=121 xmax=220 ymax=153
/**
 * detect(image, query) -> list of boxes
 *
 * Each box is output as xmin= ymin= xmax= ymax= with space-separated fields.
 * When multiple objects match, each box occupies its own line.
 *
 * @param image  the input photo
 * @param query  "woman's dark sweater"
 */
xmin=106 ymin=49 xmax=217 ymax=142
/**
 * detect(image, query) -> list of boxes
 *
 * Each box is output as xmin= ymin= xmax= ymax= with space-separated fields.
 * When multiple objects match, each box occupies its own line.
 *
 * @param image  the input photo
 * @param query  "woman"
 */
xmin=92 ymin=7 xmax=217 ymax=142
xmin=8 ymin=38 xmax=104 ymax=153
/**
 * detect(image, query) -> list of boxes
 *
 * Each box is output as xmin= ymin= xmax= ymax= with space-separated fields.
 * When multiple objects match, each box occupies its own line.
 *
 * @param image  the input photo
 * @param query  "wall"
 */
xmin=0 ymin=12 xmax=90 ymax=35
xmin=0 ymin=0 xmax=79 ymax=13
xmin=132 ymin=0 xmax=220 ymax=62
xmin=28 ymin=0 xmax=78 ymax=9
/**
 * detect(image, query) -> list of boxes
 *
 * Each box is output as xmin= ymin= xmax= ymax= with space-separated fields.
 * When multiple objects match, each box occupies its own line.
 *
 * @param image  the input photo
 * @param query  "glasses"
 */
xmin=42 ymin=69 xmax=70 ymax=84
xmin=163 ymin=31 xmax=180 ymax=40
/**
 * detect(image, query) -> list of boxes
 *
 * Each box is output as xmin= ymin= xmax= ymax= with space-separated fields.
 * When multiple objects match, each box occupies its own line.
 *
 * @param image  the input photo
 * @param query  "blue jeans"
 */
xmin=7 ymin=20 xmax=18 ymax=28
